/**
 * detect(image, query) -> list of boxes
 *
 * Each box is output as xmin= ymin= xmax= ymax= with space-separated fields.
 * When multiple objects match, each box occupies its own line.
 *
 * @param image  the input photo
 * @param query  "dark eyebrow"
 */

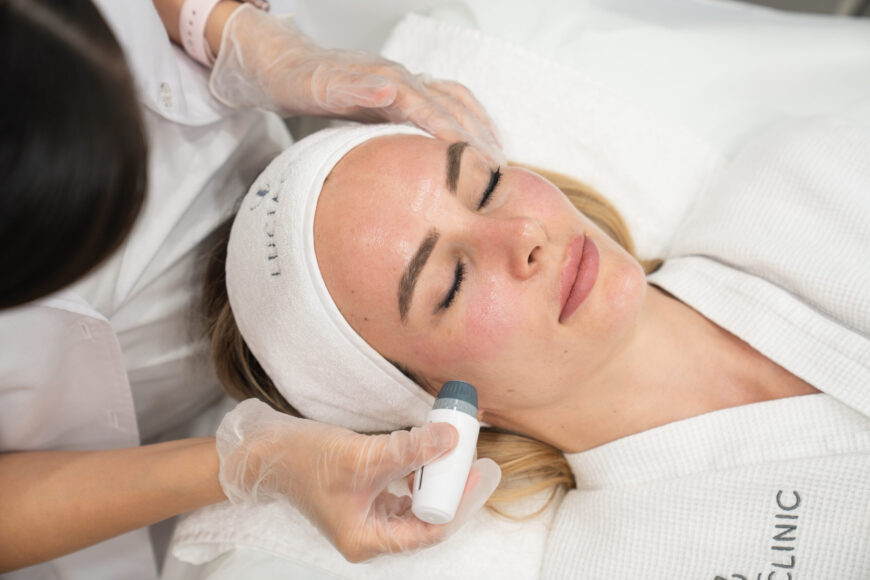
xmin=396 ymin=142 xmax=464 ymax=321
xmin=446 ymin=141 xmax=468 ymax=193
xmin=398 ymin=229 xmax=440 ymax=322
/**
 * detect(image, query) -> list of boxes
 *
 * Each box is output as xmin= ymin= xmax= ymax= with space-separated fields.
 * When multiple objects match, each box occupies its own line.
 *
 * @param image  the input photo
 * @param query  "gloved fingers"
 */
xmin=358 ymin=492 xmax=448 ymax=561
xmin=424 ymin=78 xmax=502 ymax=149
xmin=355 ymin=71 xmax=506 ymax=166
xmin=372 ymin=422 xmax=459 ymax=485
xmin=320 ymin=422 xmax=456 ymax=495
xmin=360 ymin=459 xmax=501 ymax=559
xmin=320 ymin=64 xmax=494 ymax=144
xmin=215 ymin=400 xmax=496 ymax=561
xmin=391 ymin=78 xmax=505 ymax=166
xmin=446 ymin=458 xmax=501 ymax=533
xmin=325 ymin=490 xmax=420 ymax=562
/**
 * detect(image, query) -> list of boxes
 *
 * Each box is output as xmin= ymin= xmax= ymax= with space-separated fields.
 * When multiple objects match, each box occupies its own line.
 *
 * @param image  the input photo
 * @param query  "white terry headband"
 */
xmin=225 ymin=123 xmax=436 ymax=433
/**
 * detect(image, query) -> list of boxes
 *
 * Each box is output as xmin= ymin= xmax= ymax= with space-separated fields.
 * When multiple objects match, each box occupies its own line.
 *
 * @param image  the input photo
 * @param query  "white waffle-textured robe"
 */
xmin=543 ymin=118 xmax=870 ymax=579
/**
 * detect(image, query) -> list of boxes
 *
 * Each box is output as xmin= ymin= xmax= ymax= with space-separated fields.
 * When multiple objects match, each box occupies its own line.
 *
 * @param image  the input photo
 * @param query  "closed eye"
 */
xmin=477 ymin=167 xmax=501 ymax=210
xmin=436 ymin=260 xmax=465 ymax=312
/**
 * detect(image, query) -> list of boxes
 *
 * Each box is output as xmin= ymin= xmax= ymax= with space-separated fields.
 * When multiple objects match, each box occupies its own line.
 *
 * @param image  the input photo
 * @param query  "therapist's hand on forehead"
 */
xmin=209 ymin=3 xmax=506 ymax=165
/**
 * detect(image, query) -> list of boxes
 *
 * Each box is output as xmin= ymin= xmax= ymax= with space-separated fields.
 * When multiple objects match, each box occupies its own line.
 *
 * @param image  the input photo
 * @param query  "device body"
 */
xmin=412 ymin=381 xmax=480 ymax=525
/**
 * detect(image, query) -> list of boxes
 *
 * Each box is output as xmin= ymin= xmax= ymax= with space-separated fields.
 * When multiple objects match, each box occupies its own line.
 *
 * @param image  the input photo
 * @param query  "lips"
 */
xmin=559 ymin=234 xmax=599 ymax=323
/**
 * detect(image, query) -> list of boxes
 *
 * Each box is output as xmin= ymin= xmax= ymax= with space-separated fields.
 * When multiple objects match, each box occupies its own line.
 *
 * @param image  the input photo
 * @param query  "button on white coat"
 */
xmin=160 ymin=81 xmax=174 ymax=110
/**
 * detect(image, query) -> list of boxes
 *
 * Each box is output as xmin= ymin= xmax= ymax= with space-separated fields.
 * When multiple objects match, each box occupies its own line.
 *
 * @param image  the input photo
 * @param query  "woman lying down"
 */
xmin=202 ymin=122 xmax=870 ymax=578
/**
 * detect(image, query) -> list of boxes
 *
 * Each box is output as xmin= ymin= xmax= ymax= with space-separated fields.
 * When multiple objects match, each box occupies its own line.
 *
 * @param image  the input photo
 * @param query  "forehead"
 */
xmin=327 ymin=133 xmax=444 ymax=193
xmin=318 ymin=133 xmax=444 ymax=254
xmin=313 ymin=134 xmax=445 ymax=331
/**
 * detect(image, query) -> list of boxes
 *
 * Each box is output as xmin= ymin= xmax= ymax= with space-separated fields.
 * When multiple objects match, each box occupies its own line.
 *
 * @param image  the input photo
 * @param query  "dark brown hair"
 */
xmin=0 ymin=0 xmax=147 ymax=309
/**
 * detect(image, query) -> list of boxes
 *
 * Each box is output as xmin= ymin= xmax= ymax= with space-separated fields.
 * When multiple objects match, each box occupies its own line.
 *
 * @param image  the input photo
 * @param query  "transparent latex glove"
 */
xmin=209 ymin=5 xmax=505 ymax=165
xmin=216 ymin=399 xmax=502 ymax=562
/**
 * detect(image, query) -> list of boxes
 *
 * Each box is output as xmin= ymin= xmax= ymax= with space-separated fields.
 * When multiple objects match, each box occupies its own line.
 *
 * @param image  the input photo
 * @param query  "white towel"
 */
xmin=225 ymin=123 xmax=437 ymax=433
xmin=171 ymin=490 xmax=558 ymax=579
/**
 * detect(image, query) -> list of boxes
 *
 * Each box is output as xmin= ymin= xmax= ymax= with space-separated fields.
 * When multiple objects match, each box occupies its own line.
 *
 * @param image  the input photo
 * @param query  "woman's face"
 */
xmin=314 ymin=135 xmax=646 ymax=427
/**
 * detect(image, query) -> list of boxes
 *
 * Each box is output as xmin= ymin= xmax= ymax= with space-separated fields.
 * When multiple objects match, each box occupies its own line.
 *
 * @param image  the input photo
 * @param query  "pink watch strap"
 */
xmin=179 ymin=0 xmax=223 ymax=67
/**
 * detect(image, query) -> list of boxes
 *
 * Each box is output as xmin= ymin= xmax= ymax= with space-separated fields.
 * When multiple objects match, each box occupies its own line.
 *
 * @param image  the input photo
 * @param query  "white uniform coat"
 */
xmin=0 ymin=3 xmax=290 ymax=578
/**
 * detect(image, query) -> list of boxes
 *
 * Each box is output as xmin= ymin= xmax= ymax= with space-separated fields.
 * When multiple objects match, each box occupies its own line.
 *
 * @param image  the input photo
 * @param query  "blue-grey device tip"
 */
xmin=437 ymin=381 xmax=478 ymax=408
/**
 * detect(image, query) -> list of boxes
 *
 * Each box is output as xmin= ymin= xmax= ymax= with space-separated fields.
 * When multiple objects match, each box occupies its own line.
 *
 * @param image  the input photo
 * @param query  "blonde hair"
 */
xmin=202 ymin=163 xmax=659 ymax=519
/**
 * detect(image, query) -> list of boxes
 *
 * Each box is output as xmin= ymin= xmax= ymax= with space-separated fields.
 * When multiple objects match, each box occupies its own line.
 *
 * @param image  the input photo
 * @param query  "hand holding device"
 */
xmin=215 ymin=398 xmax=500 ymax=561
xmin=412 ymin=381 xmax=482 ymax=524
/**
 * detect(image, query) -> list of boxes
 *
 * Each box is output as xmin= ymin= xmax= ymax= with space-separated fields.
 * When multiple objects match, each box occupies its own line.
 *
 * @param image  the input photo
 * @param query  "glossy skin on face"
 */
xmin=314 ymin=135 xmax=646 ymax=427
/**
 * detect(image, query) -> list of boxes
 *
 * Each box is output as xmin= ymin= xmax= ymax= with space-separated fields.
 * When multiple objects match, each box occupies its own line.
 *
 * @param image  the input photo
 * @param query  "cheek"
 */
xmin=512 ymin=171 xmax=569 ymax=218
xmin=459 ymin=276 xmax=528 ymax=361
xmin=405 ymin=276 xmax=523 ymax=373
xmin=590 ymin=246 xmax=647 ymax=337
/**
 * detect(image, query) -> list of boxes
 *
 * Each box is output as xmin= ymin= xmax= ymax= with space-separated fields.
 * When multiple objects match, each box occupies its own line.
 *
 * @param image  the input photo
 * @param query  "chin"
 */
xmin=598 ymin=255 xmax=647 ymax=337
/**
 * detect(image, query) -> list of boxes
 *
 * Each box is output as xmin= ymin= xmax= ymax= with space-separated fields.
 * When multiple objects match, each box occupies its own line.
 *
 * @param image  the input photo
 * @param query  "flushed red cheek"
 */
xmin=512 ymin=171 xmax=566 ymax=210
xmin=459 ymin=285 xmax=523 ymax=363
xmin=407 ymin=292 xmax=517 ymax=372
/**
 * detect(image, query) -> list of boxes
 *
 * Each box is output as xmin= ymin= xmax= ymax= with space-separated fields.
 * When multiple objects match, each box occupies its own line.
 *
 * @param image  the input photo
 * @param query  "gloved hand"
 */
xmin=216 ymin=399 xmax=502 ymax=562
xmin=209 ymin=5 xmax=505 ymax=165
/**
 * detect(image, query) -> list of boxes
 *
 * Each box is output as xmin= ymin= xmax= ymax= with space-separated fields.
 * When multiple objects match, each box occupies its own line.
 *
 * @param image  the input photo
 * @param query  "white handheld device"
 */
xmin=411 ymin=381 xmax=480 ymax=525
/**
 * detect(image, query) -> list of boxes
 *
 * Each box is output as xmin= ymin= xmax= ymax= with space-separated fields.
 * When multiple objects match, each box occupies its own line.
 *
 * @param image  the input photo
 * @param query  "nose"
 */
xmin=476 ymin=216 xmax=546 ymax=280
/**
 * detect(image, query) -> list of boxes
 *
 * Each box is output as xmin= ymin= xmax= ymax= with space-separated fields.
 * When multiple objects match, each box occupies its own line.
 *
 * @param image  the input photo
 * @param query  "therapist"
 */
xmin=0 ymin=0 xmax=501 ymax=577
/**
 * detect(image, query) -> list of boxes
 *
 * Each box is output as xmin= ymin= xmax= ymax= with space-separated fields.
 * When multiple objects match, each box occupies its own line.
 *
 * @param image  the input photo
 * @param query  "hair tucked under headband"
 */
xmin=225 ymin=123 xmax=435 ymax=432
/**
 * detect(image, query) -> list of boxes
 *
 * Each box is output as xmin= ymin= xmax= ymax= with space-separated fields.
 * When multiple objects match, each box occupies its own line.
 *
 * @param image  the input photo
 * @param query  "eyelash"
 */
xmin=477 ymin=167 xmax=502 ymax=210
xmin=437 ymin=167 xmax=500 ymax=313
xmin=438 ymin=260 xmax=466 ymax=311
